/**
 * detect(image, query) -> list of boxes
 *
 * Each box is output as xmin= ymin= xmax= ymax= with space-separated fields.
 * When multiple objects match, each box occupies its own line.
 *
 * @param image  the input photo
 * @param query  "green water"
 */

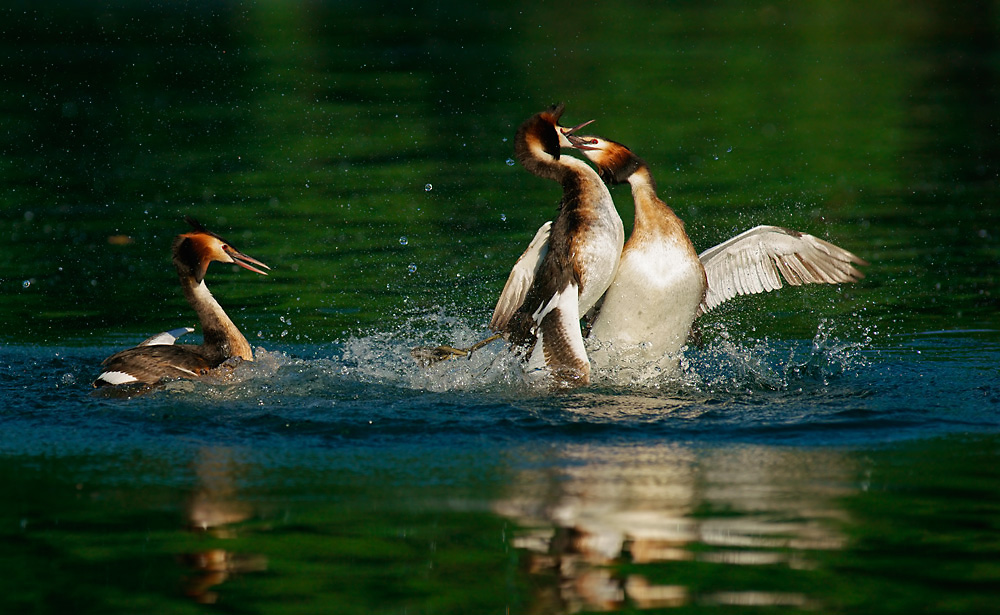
xmin=3 ymin=434 xmax=999 ymax=614
xmin=2 ymin=1 xmax=999 ymax=613
xmin=5 ymin=0 xmax=996 ymax=343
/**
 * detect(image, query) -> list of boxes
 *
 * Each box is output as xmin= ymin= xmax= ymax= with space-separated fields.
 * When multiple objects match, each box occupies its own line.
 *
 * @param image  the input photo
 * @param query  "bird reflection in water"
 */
xmin=495 ymin=428 xmax=851 ymax=612
xmin=180 ymin=447 xmax=267 ymax=604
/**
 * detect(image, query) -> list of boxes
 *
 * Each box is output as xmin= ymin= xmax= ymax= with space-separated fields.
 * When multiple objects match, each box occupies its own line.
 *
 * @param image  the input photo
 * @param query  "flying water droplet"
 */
xmin=505 ymin=158 xmax=515 ymax=166
xmin=407 ymin=263 xmax=417 ymax=273
xmin=424 ymin=183 xmax=433 ymax=192
xmin=22 ymin=280 xmax=31 ymax=289
xmin=500 ymin=213 xmax=507 ymax=222
xmin=399 ymin=236 xmax=408 ymax=246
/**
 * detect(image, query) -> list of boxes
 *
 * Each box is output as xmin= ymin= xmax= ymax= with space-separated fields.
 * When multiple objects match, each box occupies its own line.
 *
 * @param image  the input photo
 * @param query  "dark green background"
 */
xmin=4 ymin=0 xmax=996 ymax=346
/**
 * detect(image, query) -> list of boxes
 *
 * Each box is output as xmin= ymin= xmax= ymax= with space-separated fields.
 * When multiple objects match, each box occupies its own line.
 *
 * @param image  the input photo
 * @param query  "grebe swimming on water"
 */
xmin=94 ymin=217 xmax=270 ymax=389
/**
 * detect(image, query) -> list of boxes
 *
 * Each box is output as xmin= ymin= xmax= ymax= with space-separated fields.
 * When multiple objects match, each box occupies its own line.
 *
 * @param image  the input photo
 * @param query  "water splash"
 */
xmin=334 ymin=310 xmax=526 ymax=393
xmin=72 ymin=308 xmax=877 ymax=412
xmin=679 ymin=320 xmax=869 ymax=395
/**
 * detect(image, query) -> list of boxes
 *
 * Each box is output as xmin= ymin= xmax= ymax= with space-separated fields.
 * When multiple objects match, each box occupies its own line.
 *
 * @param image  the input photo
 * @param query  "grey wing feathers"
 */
xmin=139 ymin=327 xmax=195 ymax=347
xmin=698 ymin=225 xmax=867 ymax=316
xmin=489 ymin=221 xmax=552 ymax=331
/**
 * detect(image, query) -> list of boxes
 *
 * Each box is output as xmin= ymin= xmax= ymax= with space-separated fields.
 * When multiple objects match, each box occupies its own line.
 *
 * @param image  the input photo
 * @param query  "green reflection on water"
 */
xmin=828 ymin=435 xmax=1000 ymax=614
xmin=2 ymin=436 xmax=998 ymax=614
xmin=0 ymin=447 xmax=523 ymax=614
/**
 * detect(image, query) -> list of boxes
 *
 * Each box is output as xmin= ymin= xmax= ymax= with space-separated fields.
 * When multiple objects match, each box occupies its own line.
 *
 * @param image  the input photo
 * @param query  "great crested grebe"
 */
xmin=94 ymin=217 xmax=270 ymax=388
xmin=487 ymin=104 xmax=625 ymax=387
xmin=574 ymin=135 xmax=867 ymax=372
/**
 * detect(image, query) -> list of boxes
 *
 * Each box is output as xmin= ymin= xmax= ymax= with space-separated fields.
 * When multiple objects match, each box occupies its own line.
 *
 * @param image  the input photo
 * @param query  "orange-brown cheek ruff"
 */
xmin=175 ymin=234 xmax=218 ymax=283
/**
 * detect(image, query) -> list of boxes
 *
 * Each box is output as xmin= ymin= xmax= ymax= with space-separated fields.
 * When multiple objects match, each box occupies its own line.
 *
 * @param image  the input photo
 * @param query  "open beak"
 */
xmin=225 ymin=246 xmax=270 ymax=275
xmin=560 ymin=119 xmax=599 ymax=150
xmin=562 ymin=118 xmax=595 ymax=135
xmin=566 ymin=134 xmax=599 ymax=150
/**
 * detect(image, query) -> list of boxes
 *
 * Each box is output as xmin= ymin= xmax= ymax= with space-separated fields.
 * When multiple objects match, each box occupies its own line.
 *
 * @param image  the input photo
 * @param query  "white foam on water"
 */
xmin=136 ymin=306 xmax=878 ymax=403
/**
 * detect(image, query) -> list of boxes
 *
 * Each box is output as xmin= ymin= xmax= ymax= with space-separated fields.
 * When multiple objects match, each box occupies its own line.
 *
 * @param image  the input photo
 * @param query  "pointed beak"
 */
xmin=566 ymin=134 xmax=599 ymax=150
xmin=559 ymin=119 xmax=599 ymax=150
xmin=225 ymin=246 xmax=270 ymax=275
xmin=562 ymin=118 xmax=595 ymax=135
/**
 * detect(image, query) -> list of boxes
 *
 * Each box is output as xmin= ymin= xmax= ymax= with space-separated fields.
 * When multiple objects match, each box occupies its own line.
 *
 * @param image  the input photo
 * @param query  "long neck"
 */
xmin=628 ymin=166 xmax=687 ymax=240
xmin=560 ymin=155 xmax=617 ymax=215
xmin=178 ymin=274 xmax=254 ymax=362
xmin=515 ymin=126 xmax=614 ymax=220
xmin=515 ymin=141 xmax=566 ymax=184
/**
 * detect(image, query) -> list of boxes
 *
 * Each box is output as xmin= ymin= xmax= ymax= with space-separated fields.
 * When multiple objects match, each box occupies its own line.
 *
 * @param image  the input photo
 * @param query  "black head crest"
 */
xmin=545 ymin=102 xmax=566 ymax=122
xmin=182 ymin=215 xmax=228 ymax=243
xmin=184 ymin=216 xmax=207 ymax=232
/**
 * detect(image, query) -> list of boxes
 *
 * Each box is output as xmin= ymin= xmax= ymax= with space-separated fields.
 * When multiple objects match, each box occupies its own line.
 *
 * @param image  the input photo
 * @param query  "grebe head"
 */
xmin=516 ymin=103 xmax=597 ymax=163
xmin=174 ymin=217 xmax=270 ymax=283
xmin=566 ymin=135 xmax=647 ymax=186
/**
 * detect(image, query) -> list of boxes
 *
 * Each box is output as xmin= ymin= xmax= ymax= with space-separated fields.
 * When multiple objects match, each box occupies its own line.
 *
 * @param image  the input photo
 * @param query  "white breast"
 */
xmin=588 ymin=237 xmax=705 ymax=367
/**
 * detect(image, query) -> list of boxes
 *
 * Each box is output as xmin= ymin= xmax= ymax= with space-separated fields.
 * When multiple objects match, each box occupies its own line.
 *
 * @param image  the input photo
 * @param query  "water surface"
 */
xmin=1 ymin=1 xmax=999 ymax=613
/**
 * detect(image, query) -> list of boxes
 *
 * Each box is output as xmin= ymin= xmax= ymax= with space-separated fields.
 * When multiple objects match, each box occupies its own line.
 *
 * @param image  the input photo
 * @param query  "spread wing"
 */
xmin=138 ymin=327 xmax=195 ymax=346
xmin=698 ymin=225 xmax=868 ymax=316
xmin=489 ymin=221 xmax=552 ymax=331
